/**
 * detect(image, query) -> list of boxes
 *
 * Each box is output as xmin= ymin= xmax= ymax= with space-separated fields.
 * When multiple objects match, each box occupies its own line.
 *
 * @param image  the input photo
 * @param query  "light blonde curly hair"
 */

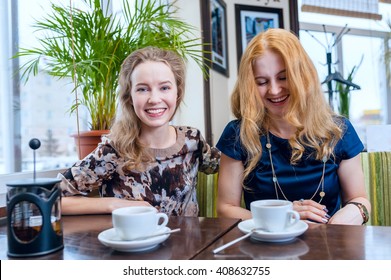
xmin=231 ymin=28 xmax=343 ymax=180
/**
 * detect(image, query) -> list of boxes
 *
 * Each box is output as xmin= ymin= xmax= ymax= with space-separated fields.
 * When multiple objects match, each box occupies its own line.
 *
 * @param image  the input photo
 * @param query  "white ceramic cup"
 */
xmin=250 ymin=199 xmax=300 ymax=232
xmin=112 ymin=206 xmax=169 ymax=240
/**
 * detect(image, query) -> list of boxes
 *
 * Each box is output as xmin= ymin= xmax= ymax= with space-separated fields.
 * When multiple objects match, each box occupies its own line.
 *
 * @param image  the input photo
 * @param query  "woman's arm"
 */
xmin=328 ymin=153 xmax=371 ymax=225
xmin=60 ymin=144 xmax=119 ymax=197
xmin=61 ymin=196 xmax=152 ymax=215
xmin=217 ymin=154 xmax=251 ymax=220
xmin=60 ymin=143 xmax=153 ymax=215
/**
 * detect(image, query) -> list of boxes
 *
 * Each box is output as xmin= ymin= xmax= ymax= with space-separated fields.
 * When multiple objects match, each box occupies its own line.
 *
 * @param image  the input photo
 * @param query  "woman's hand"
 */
xmin=293 ymin=199 xmax=330 ymax=223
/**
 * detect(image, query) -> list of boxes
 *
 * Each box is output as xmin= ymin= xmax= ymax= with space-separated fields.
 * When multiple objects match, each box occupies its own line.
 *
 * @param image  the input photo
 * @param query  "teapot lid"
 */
xmin=7 ymin=139 xmax=62 ymax=189
xmin=7 ymin=178 xmax=61 ymax=189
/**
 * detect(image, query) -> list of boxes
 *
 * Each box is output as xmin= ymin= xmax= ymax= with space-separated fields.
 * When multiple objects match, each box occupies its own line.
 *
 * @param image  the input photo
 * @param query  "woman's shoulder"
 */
xmin=335 ymin=116 xmax=357 ymax=135
xmin=175 ymin=126 xmax=202 ymax=140
xmin=219 ymin=119 xmax=241 ymax=139
xmin=226 ymin=119 xmax=241 ymax=127
xmin=100 ymin=134 xmax=112 ymax=144
xmin=96 ymin=135 xmax=119 ymax=155
xmin=334 ymin=116 xmax=364 ymax=158
xmin=175 ymin=125 xmax=199 ymax=132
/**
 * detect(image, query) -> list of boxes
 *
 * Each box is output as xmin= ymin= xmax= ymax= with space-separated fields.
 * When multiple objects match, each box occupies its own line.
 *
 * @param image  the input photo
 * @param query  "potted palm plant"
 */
xmin=335 ymin=66 xmax=356 ymax=119
xmin=15 ymin=0 xmax=207 ymax=158
xmin=335 ymin=56 xmax=363 ymax=119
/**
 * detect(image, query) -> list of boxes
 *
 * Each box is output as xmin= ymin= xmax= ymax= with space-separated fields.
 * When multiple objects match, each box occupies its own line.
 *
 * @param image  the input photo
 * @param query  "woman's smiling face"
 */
xmin=130 ymin=61 xmax=178 ymax=129
xmin=253 ymin=50 xmax=289 ymax=118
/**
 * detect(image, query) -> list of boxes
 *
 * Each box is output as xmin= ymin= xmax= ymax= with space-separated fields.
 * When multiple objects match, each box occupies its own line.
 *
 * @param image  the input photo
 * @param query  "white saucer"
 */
xmin=238 ymin=219 xmax=308 ymax=243
xmin=98 ymin=227 xmax=171 ymax=252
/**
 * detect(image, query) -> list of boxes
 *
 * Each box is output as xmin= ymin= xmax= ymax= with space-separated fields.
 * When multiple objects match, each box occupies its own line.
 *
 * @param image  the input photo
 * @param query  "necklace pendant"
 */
xmin=266 ymin=143 xmax=271 ymax=149
xmin=320 ymin=191 xmax=325 ymax=198
xmin=272 ymin=176 xmax=277 ymax=183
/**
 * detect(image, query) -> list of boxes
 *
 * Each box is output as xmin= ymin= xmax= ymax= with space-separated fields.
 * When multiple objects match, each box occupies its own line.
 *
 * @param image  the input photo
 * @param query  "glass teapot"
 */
xmin=6 ymin=139 xmax=63 ymax=257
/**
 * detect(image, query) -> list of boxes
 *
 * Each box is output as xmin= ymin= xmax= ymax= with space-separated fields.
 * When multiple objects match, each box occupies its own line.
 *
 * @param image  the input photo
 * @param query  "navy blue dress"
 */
xmin=216 ymin=118 xmax=364 ymax=216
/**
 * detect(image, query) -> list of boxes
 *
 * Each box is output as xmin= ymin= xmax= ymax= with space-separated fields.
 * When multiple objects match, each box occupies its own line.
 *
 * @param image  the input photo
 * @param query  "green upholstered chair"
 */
xmin=196 ymin=173 xmax=219 ymax=217
xmin=361 ymin=152 xmax=391 ymax=226
xmin=196 ymin=172 xmax=245 ymax=218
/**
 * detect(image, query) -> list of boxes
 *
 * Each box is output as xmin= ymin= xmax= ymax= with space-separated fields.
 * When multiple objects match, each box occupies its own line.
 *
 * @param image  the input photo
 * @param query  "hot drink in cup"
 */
xmin=112 ymin=206 xmax=169 ymax=240
xmin=250 ymin=200 xmax=300 ymax=232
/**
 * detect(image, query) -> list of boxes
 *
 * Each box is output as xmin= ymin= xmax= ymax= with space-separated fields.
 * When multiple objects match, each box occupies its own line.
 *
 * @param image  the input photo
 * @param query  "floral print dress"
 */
xmin=59 ymin=126 xmax=220 ymax=217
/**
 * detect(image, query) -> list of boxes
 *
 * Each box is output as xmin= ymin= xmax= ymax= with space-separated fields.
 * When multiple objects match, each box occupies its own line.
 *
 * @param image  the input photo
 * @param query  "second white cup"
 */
xmin=112 ymin=206 xmax=169 ymax=240
xmin=250 ymin=199 xmax=300 ymax=232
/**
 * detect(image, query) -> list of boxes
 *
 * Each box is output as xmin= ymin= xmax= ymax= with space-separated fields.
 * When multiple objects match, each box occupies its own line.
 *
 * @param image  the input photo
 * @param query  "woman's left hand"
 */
xmin=293 ymin=199 xmax=330 ymax=224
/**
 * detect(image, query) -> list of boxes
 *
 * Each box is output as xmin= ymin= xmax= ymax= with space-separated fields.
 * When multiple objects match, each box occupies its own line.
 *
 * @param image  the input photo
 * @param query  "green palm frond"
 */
xmin=335 ymin=55 xmax=363 ymax=118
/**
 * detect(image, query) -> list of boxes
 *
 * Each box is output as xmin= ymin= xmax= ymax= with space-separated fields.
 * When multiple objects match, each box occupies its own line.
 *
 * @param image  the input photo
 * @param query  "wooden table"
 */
xmin=1 ymin=215 xmax=391 ymax=260
xmin=0 ymin=215 xmax=240 ymax=260
xmin=194 ymin=223 xmax=391 ymax=260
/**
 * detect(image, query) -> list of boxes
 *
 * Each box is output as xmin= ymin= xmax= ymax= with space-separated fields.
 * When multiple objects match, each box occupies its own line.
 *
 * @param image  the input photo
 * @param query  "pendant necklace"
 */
xmin=266 ymin=132 xmax=326 ymax=203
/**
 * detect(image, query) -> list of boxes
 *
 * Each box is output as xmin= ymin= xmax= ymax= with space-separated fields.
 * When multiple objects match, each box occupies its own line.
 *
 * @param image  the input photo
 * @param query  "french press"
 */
xmin=6 ymin=138 xmax=63 ymax=257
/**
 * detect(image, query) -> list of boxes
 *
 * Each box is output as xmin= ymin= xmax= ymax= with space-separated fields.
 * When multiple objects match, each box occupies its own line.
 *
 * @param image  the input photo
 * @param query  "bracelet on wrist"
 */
xmin=345 ymin=201 xmax=369 ymax=225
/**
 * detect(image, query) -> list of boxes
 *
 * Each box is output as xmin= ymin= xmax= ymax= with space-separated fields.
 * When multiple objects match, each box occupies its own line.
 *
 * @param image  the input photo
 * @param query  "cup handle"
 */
xmin=156 ymin=213 xmax=169 ymax=229
xmin=286 ymin=210 xmax=300 ymax=227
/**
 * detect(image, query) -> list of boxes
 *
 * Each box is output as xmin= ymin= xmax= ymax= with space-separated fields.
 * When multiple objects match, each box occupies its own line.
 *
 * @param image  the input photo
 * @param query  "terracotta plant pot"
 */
xmin=71 ymin=130 xmax=110 ymax=159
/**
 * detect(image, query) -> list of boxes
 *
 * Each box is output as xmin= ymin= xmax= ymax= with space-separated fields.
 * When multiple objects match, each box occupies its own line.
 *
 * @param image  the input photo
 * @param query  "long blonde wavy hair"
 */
xmin=109 ymin=46 xmax=186 ymax=170
xmin=231 ymin=28 xmax=343 ymax=180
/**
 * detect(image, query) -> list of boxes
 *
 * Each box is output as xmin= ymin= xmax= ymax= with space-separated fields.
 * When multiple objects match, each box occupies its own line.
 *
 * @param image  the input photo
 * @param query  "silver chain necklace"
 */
xmin=266 ymin=132 xmax=326 ymax=203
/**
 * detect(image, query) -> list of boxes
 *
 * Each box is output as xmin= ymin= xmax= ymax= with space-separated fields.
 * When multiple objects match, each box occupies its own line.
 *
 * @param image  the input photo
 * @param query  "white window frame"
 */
xmin=300 ymin=21 xmax=391 ymax=124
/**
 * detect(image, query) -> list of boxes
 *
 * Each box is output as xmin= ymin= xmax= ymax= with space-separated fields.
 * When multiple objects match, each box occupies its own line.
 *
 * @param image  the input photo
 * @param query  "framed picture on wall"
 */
xmin=235 ymin=4 xmax=283 ymax=64
xmin=210 ymin=0 xmax=229 ymax=76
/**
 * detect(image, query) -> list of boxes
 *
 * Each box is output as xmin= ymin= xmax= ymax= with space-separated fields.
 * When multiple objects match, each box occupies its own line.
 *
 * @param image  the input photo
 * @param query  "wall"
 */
xmin=173 ymin=0 xmax=206 ymax=136
xmin=209 ymin=0 xmax=292 ymax=144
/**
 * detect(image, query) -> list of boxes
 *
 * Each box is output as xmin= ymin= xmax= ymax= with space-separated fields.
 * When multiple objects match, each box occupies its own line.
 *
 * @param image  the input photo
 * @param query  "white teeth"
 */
xmin=146 ymin=108 xmax=165 ymax=114
xmin=270 ymin=96 xmax=288 ymax=103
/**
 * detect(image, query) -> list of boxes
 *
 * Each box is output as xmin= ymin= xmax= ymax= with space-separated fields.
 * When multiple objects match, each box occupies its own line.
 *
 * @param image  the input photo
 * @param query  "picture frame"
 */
xmin=235 ymin=4 xmax=284 ymax=64
xmin=209 ymin=0 xmax=229 ymax=76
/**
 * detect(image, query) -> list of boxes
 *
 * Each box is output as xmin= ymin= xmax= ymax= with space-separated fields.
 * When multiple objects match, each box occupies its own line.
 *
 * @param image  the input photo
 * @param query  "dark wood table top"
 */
xmin=194 ymin=222 xmax=391 ymax=260
xmin=2 ymin=215 xmax=391 ymax=260
xmin=0 ymin=215 xmax=240 ymax=260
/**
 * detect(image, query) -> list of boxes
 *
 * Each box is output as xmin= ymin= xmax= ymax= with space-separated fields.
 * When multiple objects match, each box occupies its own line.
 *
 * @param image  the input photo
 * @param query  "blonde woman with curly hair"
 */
xmin=60 ymin=46 xmax=220 ymax=216
xmin=216 ymin=28 xmax=370 ymax=225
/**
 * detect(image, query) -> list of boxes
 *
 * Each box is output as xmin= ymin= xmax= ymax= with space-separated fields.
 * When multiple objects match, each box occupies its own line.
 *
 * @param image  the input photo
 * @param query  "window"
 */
xmin=299 ymin=0 xmax=391 ymax=148
xmin=0 ymin=0 xmax=99 ymax=175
